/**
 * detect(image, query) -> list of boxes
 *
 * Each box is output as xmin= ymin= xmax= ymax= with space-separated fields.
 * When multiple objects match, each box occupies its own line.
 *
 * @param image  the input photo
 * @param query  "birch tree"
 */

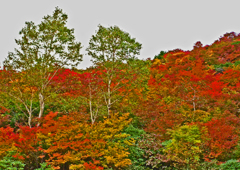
xmin=86 ymin=25 xmax=142 ymax=116
xmin=1 ymin=7 xmax=82 ymax=127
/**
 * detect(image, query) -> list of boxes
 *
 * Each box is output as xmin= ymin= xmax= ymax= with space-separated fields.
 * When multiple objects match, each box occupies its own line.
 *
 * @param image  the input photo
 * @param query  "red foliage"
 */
xmin=50 ymin=69 xmax=81 ymax=97
xmin=84 ymin=162 xmax=104 ymax=170
xmin=13 ymin=126 xmax=40 ymax=153
xmin=0 ymin=106 xmax=9 ymax=114
xmin=0 ymin=126 xmax=15 ymax=158
xmin=11 ymin=126 xmax=42 ymax=168
xmin=202 ymin=116 xmax=240 ymax=160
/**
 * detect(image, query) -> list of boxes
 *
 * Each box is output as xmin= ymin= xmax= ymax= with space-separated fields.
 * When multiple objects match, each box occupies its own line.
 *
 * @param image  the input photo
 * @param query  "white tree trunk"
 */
xmin=107 ymin=79 xmax=111 ymax=117
xmin=38 ymin=93 xmax=44 ymax=127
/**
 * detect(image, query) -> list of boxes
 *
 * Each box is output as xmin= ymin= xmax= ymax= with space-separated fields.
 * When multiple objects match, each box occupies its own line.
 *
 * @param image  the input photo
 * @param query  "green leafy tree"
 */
xmin=1 ymin=7 xmax=82 ymax=127
xmin=165 ymin=124 xmax=207 ymax=169
xmin=86 ymin=25 xmax=142 ymax=116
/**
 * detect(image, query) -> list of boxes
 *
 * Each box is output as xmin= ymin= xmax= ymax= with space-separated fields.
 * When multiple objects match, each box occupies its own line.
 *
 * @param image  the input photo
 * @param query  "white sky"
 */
xmin=1 ymin=0 xmax=240 ymax=69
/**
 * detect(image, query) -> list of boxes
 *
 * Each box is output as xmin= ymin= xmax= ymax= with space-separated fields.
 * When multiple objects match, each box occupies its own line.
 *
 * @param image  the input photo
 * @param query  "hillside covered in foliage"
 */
xmin=0 ymin=7 xmax=240 ymax=170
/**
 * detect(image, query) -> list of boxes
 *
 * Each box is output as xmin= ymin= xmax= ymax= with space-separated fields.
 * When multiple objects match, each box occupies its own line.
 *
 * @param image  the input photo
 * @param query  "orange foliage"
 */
xmin=0 ymin=126 xmax=15 ymax=159
xmin=38 ymin=112 xmax=133 ymax=169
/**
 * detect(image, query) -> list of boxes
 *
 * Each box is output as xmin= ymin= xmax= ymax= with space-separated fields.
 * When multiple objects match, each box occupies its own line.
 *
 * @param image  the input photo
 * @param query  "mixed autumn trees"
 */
xmin=0 ymin=7 xmax=240 ymax=170
xmin=135 ymin=36 xmax=240 ymax=168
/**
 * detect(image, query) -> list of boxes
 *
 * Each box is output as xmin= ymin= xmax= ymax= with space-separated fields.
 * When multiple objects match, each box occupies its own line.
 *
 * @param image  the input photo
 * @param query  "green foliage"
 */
xmin=165 ymin=125 xmax=205 ymax=169
xmin=1 ymin=7 xmax=83 ymax=127
xmin=220 ymin=159 xmax=240 ymax=170
xmin=35 ymin=162 xmax=54 ymax=170
xmin=214 ymin=61 xmax=240 ymax=70
xmin=231 ymin=142 xmax=240 ymax=160
xmin=127 ymin=113 xmax=145 ymax=129
xmin=154 ymin=51 xmax=166 ymax=60
xmin=0 ymin=98 xmax=26 ymax=127
xmin=47 ymin=95 xmax=86 ymax=114
xmin=86 ymin=24 xmax=143 ymax=116
xmin=87 ymin=24 xmax=141 ymax=64
xmin=4 ymin=7 xmax=82 ymax=71
xmin=0 ymin=152 xmax=25 ymax=170
xmin=198 ymin=159 xmax=221 ymax=170
xmin=231 ymin=41 xmax=240 ymax=45
xmin=162 ymin=140 xmax=172 ymax=147
xmin=123 ymin=124 xmax=146 ymax=140
xmin=214 ymin=62 xmax=233 ymax=69
xmin=122 ymin=125 xmax=146 ymax=169
xmin=234 ymin=60 xmax=240 ymax=66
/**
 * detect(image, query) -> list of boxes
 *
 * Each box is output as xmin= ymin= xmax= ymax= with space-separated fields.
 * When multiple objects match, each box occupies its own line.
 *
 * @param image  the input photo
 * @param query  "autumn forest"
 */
xmin=0 ymin=7 xmax=240 ymax=170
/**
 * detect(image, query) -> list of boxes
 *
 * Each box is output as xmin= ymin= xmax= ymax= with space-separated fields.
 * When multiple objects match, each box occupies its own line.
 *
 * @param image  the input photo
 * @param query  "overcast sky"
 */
xmin=1 ymin=0 xmax=240 ymax=69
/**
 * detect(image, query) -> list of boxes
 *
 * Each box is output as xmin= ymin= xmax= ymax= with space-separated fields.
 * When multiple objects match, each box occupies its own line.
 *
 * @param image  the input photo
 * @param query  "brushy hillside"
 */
xmin=0 ymin=8 xmax=239 ymax=169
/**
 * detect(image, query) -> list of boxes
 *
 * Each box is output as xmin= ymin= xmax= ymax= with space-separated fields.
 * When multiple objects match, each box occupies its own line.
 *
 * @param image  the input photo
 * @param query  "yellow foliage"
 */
xmin=152 ymin=59 xmax=162 ymax=66
xmin=91 ymin=113 xmax=133 ymax=169
xmin=207 ymin=65 xmax=215 ymax=70
xmin=165 ymin=125 xmax=206 ymax=169
xmin=69 ymin=164 xmax=84 ymax=170
xmin=180 ymin=106 xmax=211 ymax=122
xmin=38 ymin=112 xmax=133 ymax=169
xmin=172 ymin=52 xmax=185 ymax=56
xmin=232 ymin=64 xmax=240 ymax=70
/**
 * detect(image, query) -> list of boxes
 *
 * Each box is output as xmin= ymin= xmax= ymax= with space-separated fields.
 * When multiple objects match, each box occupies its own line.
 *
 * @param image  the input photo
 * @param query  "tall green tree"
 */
xmin=1 ymin=7 xmax=82 ymax=127
xmin=86 ymin=25 xmax=143 ymax=116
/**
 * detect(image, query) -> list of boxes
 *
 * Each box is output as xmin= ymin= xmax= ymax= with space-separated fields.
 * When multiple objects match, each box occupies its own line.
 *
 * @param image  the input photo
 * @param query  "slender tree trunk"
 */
xmin=89 ymin=85 xmax=95 ymax=124
xmin=28 ymin=112 xmax=32 ymax=128
xmin=38 ymin=93 xmax=44 ymax=127
xmin=89 ymin=100 xmax=94 ymax=124
xmin=107 ymin=79 xmax=111 ymax=117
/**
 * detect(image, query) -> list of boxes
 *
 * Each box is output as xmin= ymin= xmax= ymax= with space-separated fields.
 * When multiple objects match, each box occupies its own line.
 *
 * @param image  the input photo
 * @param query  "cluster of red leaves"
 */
xmin=84 ymin=162 xmax=104 ymax=170
xmin=202 ymin=116 xmax=239 ymax=160
xmin=0 ymin=106 xmax=9 ymax=114
xmin=50 ymin=69 xmax=82 ymax=97
xmin=0 ymin=126 xmax=15 ymax=158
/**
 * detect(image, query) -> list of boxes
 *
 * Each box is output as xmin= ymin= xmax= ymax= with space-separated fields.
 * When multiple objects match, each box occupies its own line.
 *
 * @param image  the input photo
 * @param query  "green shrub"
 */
xmin=0 ymin=153 xmax=25 ymax=170
xmin=122 ymin=124 xmax=146 ymax=169
xmin=220 ymin=159 xmax=240 ymax=170
xmin=35 ymin=162 xmax=54 ymax=170
xmin=197 ymin=159 xmax=221 ymax=170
